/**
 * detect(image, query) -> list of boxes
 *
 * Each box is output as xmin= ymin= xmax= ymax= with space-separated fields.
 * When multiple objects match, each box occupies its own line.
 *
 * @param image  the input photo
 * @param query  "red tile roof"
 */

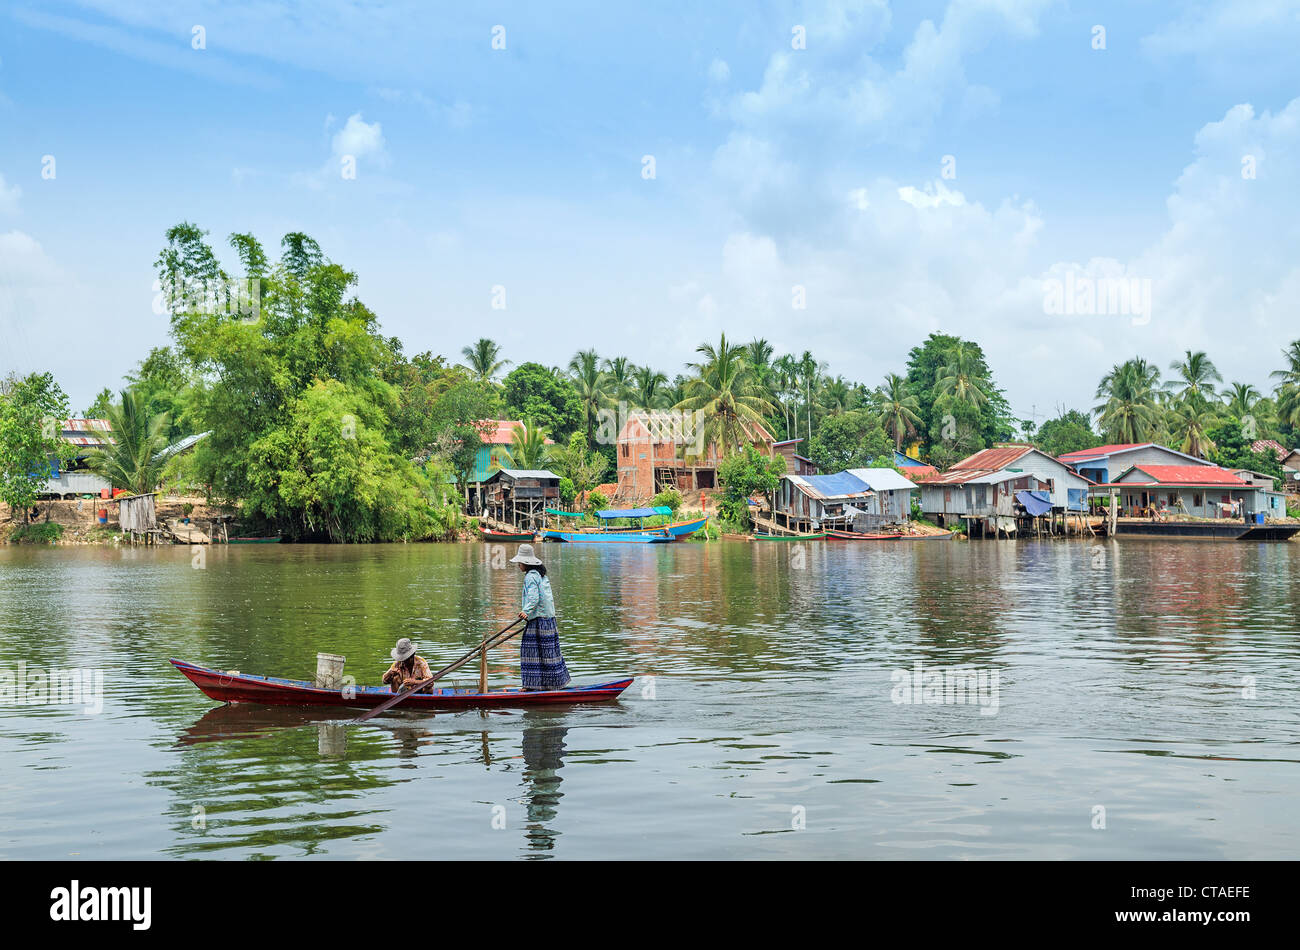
xmin=1124 ymin=465 xmax=1249 ymax=487
xmin=1057 ymin=443 xmax=1148 ymax=461
xmin=1252 ymin=439 xmax=1289 ymax=460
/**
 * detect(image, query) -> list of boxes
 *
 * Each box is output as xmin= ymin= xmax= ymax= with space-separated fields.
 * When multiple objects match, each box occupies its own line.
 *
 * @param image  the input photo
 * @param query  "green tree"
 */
xmin=1209 ymin=419 xmax=1283 ymax=484
xmin=568 ymin=349 xmax=610 ymax=447
xmin=632 ymin=365 xmax=668 ymax=410
xmin=1165 ymin=396 xmax=1218 ymax=459
xmin=551 ymin=433 xmax=608 ymax=507
xmin=84 ymin=389 xmax=172 ymax=494
xmin=83 ymin=388 xmax=114 ymax=419
xmin=1094 ymin=358 xmax=1162 ymax=444
xmin=499 ymin=417 xmax=552 ymax=470
xmin=1166 ymin=350 xmax=1222 ymax=404
xmin=716 ymin=445 xmax=787 ymax=529
xmin=1034 ymin=409 xmax=1099 ymax=457
xmin=806 ymin=410 xmax=892 ymax=472
xmin=461 ymin=338 xmax=510 ymax=383
xmin=0 ymin=372 xmax=73 ymax=521
xmin=676 ymin=333 xmax=774 ymax=456
xmin=502 ymin=362 xmax=583 ymax=441
xmin=874 ymin=373 xmax=922 ymax=449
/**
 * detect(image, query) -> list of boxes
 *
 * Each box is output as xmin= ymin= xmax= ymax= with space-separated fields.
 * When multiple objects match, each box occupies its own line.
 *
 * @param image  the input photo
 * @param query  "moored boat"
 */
xmin=480 ymin=528 xmax=534 ymax=542
xmin=825 ymin=529 xmax=903 ymax=540
xmin=170 ymin=659 xmax=633 ymax=709
xmin=541 ymin=529 xmax=672 ymax=543
xmin=228 ymin=536 xmax=281 ymax=544
xmin=754 ymin=532 xmax=826 ymax=541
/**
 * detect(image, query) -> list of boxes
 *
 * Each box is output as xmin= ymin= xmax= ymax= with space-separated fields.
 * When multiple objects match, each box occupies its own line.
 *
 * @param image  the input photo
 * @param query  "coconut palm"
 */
xmin=875 ymin=373 xmax=923 ymax=450
xmin=796 ymin=350 xmax=822 ymax=443
xmin=1094 ymin=358 xmax=1162 ymax=443
xmin=1270 ymin=339 xmax=1300 ymax=389
xmin=1222 ymin=381 xmax=1261 ymax=418
xmin=498 ymin=418 xmax=551 ymax=470
xmin=1166 ymin=350 xmax=1221 ymax=404
xmin=773 ymin=354 xmax=799 ymax=439
xmin=567 ymin=349 xmax=610 ymax=446
xmin=819 ymin=376 xmax=852 ymax=417
xmin=603 ymin=356 xmax=636 ymax=407
xmin=935 ymin=343 xmax=990 ymax=409
xmin=460 ymin=338 xmax=510 ymax=383
xmin=675 ymin=333 xmax=774 ymax=456
xmin=1166 ymin=397 xmax=1217 ymax=458
xmin=84 ymin=389 xmax=171 ymax=495
xmin=632 ymin=365 xmax=668 ymax=410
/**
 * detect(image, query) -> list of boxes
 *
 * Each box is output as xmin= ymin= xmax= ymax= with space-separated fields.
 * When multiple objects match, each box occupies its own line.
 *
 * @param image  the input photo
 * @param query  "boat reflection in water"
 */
xmin=177 ymin=703 xmax=437 ymax=755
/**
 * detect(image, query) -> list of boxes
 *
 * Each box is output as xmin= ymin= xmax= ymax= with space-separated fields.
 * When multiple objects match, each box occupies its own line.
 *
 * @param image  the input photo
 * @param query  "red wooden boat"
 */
xmin=170 ymin=659 xmax=633 ymax=710
xmin=480 ymin=528 xmax=534 ymax=542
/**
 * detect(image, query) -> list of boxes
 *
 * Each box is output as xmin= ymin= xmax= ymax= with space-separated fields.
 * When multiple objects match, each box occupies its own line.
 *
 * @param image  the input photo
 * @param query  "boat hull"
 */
xmin=228 ymin=537 xmax=281 ymax=544
xmin=1111 ymin=521 xmax=1300 ymax=541
xmin=754 ymin=533 xmax=825 ymax=541
xmin=542 ymin=530 xmax=672 ymax=543
xmin=170 ymin=659 xmax=633 ymax=709
xmin=825 ymin=529 xmax=902 ymax=540
xmin=480 ymin=530 xmax=534 ymax=542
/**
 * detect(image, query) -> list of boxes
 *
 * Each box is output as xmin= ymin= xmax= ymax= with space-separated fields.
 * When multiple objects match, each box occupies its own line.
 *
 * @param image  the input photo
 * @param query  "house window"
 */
xmin=1193 ymin=492 xmax=1202 ymax=507
xmin=1167 ymin=493 xmax=1177 ymax=507
xmin=973 ymin=485 xmax=987 ymax=508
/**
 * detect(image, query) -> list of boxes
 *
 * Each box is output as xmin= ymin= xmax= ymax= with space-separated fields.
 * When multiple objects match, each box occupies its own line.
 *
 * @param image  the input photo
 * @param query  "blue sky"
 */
xmin=2 ymin=0 xmax=1300 ymax=425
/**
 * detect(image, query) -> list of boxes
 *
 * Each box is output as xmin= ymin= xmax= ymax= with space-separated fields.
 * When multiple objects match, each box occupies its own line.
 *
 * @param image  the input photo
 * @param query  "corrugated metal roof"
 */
xmin=1057 ymin=442 xmax=1149 ymax=461
xmin=475 ymin=420 xmax=555 ymax=445
xmin=497 ymin=468 xmax=560 ymax=480
xmin=920 ymin=468 xmax=1039 ymax=487
xmin=950 ymin=445 xmax=1035 ymax=470
xmin=1120 ymin=465 xmax=1249 ymax=487
xmin=845 ymin=468 xmax=917 ymax=491
xmin=1252 ymin=439 xmax=1290 ymax=461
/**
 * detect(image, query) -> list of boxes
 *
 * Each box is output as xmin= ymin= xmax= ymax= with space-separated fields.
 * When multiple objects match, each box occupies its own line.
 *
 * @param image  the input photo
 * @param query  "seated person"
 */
xmin=382 ymin=638 xmax=432 ymax=692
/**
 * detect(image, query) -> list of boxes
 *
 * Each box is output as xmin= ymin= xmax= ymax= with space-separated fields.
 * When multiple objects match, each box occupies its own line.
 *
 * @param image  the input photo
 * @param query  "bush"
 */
xmin=558 ymin=477 xmax=577 ymax=509
xmin=11 ymin=523 xmax=64 ymax=544
xmin=651 ymin=488 xmax=683 ymax=514
xmin=585 ymin=490 xmax=609 ymax=517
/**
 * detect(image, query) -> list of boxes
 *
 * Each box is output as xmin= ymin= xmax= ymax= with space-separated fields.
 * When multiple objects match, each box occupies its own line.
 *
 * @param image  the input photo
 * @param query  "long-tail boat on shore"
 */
xmin=754 ymin=532 xmax=826 ymax=541
xmin=170 ymin=659 xmax=633 ymax=710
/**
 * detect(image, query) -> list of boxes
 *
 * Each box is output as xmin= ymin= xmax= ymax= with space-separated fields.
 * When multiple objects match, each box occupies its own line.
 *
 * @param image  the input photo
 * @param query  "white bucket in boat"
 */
xmin=315 ymin=652 xmax=346 ymax=689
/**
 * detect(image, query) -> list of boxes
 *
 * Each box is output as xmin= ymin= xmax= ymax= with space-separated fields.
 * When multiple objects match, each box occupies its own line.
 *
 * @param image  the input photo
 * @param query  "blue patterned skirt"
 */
xmin=520 ymin=617 xmax=571 ymax=690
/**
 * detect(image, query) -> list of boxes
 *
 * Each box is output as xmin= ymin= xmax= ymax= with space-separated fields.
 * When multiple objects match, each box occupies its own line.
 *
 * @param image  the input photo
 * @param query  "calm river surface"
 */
xmin=1 ymin=540 xmax=1297 ymax=860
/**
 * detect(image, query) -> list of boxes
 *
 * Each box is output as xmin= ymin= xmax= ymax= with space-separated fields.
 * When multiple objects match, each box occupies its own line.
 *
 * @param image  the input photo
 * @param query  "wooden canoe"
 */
xmin=825 ymin=529 xmax=903 ymax=540
xmin=480 ymin=529 xmax=534 ymax=542
xmin=170 ymin=659 xmax=633 ymax=709
xmin=541 ymin=529 xmax=672 ymax=543
xmin=754 ymin=532 xmax=826 ymax=541
xmin=228 ymin=536 xmax=281 ymax=544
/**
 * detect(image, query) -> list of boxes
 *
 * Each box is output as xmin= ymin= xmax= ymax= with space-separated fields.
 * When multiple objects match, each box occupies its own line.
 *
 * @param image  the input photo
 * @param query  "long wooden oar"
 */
xmin=351 ymin=617 xmax=526 ymax=724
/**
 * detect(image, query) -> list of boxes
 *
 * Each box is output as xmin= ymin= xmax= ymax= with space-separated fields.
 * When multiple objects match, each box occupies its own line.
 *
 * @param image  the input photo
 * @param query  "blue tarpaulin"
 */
xmin=1015 ymin=490 xmax=1052 ymax=516
xmin=597 ymin=506 xmax=673 ymax=519
xmin=798 ymin=472 xmax=870 ymax=497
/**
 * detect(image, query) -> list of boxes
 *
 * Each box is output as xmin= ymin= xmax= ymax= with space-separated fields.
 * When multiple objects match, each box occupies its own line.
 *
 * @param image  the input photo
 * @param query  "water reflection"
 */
xmin=518 ymin=712 xmax=569 ymax=859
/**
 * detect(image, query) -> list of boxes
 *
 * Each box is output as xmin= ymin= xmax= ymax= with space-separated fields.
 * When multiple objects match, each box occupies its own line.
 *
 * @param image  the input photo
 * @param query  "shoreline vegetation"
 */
xmin=3 ymin=222 xmax=1298 ymax=545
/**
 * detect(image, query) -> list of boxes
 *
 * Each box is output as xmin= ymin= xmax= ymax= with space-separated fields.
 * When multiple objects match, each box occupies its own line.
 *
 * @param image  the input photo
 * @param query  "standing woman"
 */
xmin=510 ymin=544 xmax=571 ymax=691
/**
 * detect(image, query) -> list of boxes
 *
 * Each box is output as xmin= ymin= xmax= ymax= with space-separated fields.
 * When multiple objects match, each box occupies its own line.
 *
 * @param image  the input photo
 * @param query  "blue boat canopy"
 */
xmin=1015 ymin=490 xmax=1052 ymax=516
xmin=545 ymin=508 xmax=584 ymax=517
xmin=597 ymin=506 xmax=672 ymax=519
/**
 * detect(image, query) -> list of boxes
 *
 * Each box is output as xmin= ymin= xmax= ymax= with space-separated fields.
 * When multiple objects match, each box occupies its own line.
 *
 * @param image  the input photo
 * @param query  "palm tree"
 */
xmin=1166 ymin=350 xmax=1221 ymax=404
xmin=1094 ymin=358 xmax=1161 ymax=443
xmin=603 ymin=356 xmax=636 ymax=407
xmin=1270 ymin=339 xmax=1300 ymax=389
xmin=819 ymin=376 xmax=852 ymax=416
xmin=876 ymin=373 xmax=922 ymax=450
xmin=773 ymin=354 xmax=798 ymax=439
xmin=1223 ymin=381 xmax=1260 ymax=418
xmin=460 ymin=338 xmax=510 ymax=383
xmin=675 ymin=333 xmax=774 ymax=455
xmin=1166 ymin=397 xmax=1217 ymax=458
xmin=936 ymin=343 xmax=990 ymax=409
xmin=499 ymin=418 xmax=551 ymax=470
xmin=633 ymin=365 xmax=668 ymax=410
xmin=797 ymin=350 xmax=822 ymax=443
xmin=567 ymin=349 xmax=610 ymax=446
xmin=84 ymin=389 xmax=171 ymax=495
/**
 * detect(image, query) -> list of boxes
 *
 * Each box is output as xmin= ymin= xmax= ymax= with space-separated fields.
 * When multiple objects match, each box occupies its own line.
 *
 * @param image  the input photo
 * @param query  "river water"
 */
xmin=1 ymin=540 xmax=1297 ymax=860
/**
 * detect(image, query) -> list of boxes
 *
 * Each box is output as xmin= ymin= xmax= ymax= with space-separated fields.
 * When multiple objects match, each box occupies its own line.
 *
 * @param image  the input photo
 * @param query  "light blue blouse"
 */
xmin=521 ymin=570 xmax=556 ymax=620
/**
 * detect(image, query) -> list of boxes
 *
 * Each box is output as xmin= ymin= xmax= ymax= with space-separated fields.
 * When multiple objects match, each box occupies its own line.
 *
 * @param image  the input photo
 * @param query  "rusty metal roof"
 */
xmin=950 ymin=445 xmax=1036 ymax=470
xmin=785 ymin=472 xmax=874 ymax=500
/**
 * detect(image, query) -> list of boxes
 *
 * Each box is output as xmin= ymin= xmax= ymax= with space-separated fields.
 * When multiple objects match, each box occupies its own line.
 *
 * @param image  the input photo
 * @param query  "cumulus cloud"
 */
xmin=293 ymin=112 xmax=388 ymax=189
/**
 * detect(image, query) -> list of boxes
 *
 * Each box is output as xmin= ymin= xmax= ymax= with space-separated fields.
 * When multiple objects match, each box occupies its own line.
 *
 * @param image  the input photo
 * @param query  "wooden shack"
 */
xmin=482 ymin=469 xmax=561 ymax=530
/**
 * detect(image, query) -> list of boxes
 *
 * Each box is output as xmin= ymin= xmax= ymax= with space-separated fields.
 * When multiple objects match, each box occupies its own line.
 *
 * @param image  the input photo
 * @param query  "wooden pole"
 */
xmin=478 ymin=625 xmax=489 ymax=694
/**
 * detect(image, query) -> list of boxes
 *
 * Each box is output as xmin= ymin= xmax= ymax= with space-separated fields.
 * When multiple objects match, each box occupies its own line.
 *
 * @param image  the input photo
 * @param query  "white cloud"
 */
xmin=332 ymin=113 xmax=386 ymax=162
xmin=293 ymin=112 xmax=389 ymax=189
xmin=897 ymin=181 xmax=966 ymax=209
xmin=707 ymin=59 xmax=730 ymax=83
